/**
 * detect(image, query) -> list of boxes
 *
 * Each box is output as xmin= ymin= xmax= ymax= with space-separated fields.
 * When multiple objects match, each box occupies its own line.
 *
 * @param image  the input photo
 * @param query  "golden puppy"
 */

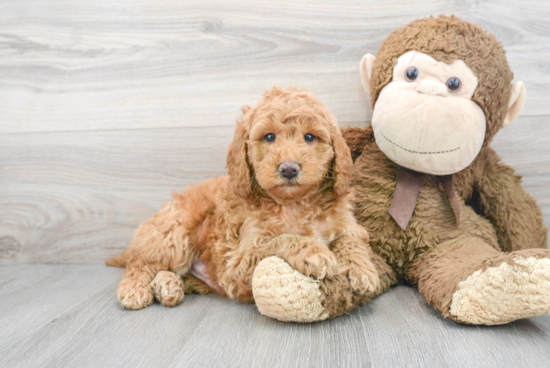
xmin=106 ymin=87 xmax=379 ymax=311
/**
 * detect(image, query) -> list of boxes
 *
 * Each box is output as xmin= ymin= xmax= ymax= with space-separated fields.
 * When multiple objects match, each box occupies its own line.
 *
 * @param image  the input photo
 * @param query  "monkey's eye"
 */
xmin=446 ymin=77 xmax=461 ymax=92
xmin=304 ymin=134 xmax=315 ymax=143
xmin=264 ymin=133 xmax=276 ymax=143
xmin=405 ymin=67 xmax=419 ymax=81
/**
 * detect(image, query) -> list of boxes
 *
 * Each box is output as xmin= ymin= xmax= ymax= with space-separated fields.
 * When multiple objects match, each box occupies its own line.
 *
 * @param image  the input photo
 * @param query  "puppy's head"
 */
xmin=227 ymin=87 xmax=353 ymax=202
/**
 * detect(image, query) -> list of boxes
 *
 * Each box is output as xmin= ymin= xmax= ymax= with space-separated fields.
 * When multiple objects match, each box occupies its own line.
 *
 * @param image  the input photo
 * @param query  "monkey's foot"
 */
xmin=252 ymin=256 xmax=329 ymax=323
xmin=450 ymin=256 xmax=550 ymax=325
xmin=151 ymin=270 xmax=184 ymax=307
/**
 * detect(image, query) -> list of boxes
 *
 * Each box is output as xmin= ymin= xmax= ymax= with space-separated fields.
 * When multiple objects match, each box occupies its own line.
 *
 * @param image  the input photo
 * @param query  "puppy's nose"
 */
xmin=278 ymin=161 xmax=300 ymax=179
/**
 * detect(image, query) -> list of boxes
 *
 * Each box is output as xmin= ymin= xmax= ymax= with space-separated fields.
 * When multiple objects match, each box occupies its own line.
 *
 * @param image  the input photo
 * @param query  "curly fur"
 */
xmin=329 ymin=16 xmax=550 ymax=323
xmin=345 ymin=126 xmax=548 ymax=317
xmin=106 ymin=87 xmax=379 ymax=310
xmin=252 ymin=16 xmax=550 ymax=324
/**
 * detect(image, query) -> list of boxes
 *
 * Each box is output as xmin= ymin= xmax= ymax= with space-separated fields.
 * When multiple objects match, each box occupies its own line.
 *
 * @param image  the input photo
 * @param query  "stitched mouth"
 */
xmin=378 ymin=130 xmax=460 ymax=155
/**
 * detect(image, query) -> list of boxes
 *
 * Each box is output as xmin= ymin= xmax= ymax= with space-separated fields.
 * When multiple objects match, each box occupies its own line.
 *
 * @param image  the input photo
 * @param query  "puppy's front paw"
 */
xmin=291 ymin=244 xmax=338 ymax=280
xmin=151 ymin=270 xmax=184 ymax=307
xmin=347 ymin=260 xmax=380 ymax=294
xmin=117 ymin=281 xmax=154 ymax=310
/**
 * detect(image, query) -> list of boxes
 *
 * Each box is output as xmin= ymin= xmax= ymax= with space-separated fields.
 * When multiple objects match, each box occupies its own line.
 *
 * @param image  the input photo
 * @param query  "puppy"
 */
xmin=106 ymin=87 xmax=379 ymax=310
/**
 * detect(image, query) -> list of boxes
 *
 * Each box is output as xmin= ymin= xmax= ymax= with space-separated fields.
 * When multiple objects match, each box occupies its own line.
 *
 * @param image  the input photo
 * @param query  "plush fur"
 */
xmin=253 ymin=15 xmax=550 ymax=324
xmin=106 ymin=87 xmax=379 ymax=312
xmin=344 ymin=126 xmax=549 ymax=323
xmin=368 ymin=15 xmax=513 ymax=145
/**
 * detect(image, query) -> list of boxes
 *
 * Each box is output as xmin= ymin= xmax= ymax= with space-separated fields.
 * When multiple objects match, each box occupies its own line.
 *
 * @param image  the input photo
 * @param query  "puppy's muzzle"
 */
xmin=278 ymin=161 xmax=300 ymax=179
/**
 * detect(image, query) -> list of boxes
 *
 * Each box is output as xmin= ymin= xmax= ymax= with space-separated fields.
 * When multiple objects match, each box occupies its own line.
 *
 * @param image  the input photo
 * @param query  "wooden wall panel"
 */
xmin=1 ymin=0 xmax=549 ymax=263
xmin=1 ymin=0 xmax=550 ymax=134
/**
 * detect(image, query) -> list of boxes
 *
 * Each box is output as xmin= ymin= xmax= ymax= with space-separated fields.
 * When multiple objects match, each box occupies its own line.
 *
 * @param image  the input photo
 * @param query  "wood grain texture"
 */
xmin=1 ymin=0 xmax=550 ymax=264
xmin=1 ymin=264 xmax=549 ymax=368
xmin=1 ymin=116 xmax=549 ymax=264
xmin=0 ymin=264 xmax=121 ymax=352
xmin=1 ymin=0 xmax=550 ymax=134
xmin=2 ymin=2 xmax=550 ymax=366
xmin=0 ymin=126 xmax=232 ymax=263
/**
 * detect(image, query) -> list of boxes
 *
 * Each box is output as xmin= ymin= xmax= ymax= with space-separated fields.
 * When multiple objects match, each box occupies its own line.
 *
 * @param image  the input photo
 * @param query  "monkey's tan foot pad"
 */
xmin=151 ymin=270 xmax=184 ymax=307
xmin=450 ymin=256 xmax=550 ymax=325
xmin=252 ymin=256 xmax=329 ymax=323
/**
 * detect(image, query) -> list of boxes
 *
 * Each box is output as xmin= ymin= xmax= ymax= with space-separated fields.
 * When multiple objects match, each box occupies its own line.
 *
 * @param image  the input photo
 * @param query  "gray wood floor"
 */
xmin=2 ymin=0 xmax=550 ymax=366
xmin=0 ymin=264 xmax=549 ymax=368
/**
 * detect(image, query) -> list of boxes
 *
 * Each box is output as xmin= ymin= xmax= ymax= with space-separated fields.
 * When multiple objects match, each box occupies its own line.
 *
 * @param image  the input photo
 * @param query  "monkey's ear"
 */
xmin=503 ymin=81 xmax=526 ymax=127
xmin=360 ymin=54 xmax=376 ymax=93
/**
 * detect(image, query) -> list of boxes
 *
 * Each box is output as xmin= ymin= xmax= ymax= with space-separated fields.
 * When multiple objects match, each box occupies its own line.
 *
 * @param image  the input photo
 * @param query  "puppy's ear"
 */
xmin=227 ymin=108 xmax=253 ymax=198
xmin=330 ymin=124 xmax=354 ymax=198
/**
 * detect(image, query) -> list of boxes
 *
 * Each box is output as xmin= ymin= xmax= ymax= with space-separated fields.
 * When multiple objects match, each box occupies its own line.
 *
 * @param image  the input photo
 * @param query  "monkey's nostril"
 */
xmin=416 ymin=80 xmax=448 ymax=97
xmin=278 ymin=161 xmax=300 ymax=179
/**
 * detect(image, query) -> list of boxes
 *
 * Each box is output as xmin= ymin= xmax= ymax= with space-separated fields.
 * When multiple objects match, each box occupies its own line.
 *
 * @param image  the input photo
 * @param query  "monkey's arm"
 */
xmin=475 ymin=147 xmax=547 ymax=252
xmin=341 ymin=126 xmax=373 ymax=162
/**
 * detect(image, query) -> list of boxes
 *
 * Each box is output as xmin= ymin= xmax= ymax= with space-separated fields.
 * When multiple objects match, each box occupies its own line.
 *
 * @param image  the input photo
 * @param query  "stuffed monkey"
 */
xmin=252 ymin=15 xmax=550 ymax=325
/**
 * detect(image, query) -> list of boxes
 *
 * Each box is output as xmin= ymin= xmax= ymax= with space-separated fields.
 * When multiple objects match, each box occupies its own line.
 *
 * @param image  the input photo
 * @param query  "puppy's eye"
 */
xmin=405 ymin=66 xmax=419 ymax=81
xmin=446 ymin=77 xmax=461 ymax=92
xmin=304 ymin=134 xmax=315 ymax=143
xmin=264 ymin=133 xmax=276 ymax=143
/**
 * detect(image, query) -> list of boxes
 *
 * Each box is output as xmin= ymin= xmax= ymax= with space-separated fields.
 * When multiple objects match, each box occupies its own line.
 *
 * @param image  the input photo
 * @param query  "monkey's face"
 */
xmin=371 ymin=51 xmax=486 ymax=175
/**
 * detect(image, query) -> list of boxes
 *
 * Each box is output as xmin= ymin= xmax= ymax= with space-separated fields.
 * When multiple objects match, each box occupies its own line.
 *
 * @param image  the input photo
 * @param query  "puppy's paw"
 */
xmin=291 ymin=244 xmax=339 ymax=280
xmin=117 ymin=281 xmax=154 ymax=310
xmin=151 ymin=270 xmax=184 ymax=307
xmin=347 ymin=259 xmax=380 ymax=294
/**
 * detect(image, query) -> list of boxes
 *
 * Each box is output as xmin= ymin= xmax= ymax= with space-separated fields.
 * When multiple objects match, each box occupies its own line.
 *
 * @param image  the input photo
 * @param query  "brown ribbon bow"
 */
xmin=388 ymin=168 xmax=461 ymax=231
